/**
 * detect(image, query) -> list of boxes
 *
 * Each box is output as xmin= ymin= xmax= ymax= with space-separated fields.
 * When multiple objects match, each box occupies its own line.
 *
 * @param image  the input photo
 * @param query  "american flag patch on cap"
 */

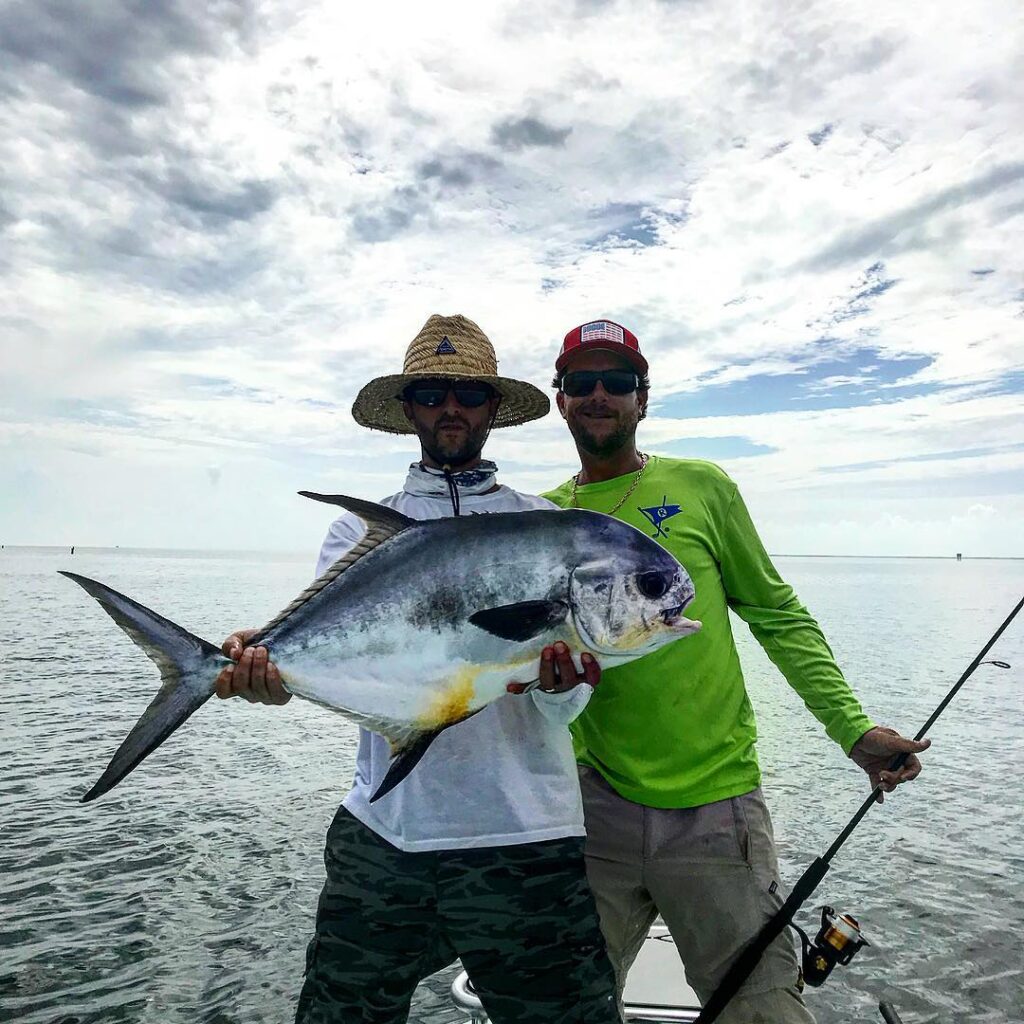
xmin=556 ymin=318 xmax=646 ymax=373
xmin=581 ymin=321 xmax=625 ymax=345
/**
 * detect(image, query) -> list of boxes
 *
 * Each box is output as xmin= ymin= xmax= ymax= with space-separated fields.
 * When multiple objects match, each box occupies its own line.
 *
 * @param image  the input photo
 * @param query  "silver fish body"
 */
xmin=61 ymin=494 xmax=701 ymax=802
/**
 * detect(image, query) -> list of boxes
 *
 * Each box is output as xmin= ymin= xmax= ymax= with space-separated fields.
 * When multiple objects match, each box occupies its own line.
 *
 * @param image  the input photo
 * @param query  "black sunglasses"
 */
xmin=401 ymin=380 xmax=496 ymax=409
xmin=560 ymin=369 xmax=639 ymax=398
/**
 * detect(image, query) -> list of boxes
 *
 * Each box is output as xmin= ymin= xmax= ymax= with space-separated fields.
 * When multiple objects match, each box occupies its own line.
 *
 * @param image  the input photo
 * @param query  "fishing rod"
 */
xmin=695 ymin=593 xmax=1024 ymax=1024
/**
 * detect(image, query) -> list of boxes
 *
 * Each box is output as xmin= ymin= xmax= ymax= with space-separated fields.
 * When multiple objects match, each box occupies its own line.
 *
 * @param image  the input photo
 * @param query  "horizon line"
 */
xmin=2 ymin=544 xmax=1022 ymax=562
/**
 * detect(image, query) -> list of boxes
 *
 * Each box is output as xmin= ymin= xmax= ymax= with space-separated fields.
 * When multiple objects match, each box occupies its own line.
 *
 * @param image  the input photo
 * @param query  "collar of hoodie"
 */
xmin=403 ymin=460 xmax=499 ymax=515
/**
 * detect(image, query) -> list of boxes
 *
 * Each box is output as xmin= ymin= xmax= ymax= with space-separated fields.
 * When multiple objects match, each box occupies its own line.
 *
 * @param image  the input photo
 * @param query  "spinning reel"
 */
xmin=792 ymin=905 xmax=869 ymax=988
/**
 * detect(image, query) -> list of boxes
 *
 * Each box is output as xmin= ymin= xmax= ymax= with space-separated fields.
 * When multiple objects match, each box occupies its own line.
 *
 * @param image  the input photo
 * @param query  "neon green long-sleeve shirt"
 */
xmin=542 ymin=456 xmax=874 ymax=809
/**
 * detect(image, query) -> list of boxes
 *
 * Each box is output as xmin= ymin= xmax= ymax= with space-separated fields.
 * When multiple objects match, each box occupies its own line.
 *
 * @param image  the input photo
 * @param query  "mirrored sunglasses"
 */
xmin=401 ymin=381 xmax=496 ymax=408
xmin=560 ymin=369 xmax=639 ymax=398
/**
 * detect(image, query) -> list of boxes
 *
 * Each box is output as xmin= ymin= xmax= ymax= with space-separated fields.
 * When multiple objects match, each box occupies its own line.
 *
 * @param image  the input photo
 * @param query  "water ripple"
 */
xmin=2 ymin=549 xmax=1021 ymax=1023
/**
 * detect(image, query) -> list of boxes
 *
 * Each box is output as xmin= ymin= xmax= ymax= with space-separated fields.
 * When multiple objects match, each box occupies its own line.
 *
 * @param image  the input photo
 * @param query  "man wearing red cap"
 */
xmin=542 ymin=320 xmax=929 ymax=1023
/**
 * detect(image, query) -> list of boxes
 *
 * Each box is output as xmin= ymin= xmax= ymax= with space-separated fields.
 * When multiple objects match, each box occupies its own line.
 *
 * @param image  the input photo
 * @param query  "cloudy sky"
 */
xmin=1 ymin=0 xmax=1022 ymax=557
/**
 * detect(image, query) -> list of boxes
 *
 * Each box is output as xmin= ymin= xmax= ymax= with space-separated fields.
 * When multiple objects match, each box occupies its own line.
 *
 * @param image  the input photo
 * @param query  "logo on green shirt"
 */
xmin=638 ymin=496 xmax=683 ymax=538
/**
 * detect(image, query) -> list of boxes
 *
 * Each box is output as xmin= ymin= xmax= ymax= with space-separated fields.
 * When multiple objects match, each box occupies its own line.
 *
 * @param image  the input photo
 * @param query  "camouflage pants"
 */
xmin=294 ymin=807 xmax=620 ymax=1024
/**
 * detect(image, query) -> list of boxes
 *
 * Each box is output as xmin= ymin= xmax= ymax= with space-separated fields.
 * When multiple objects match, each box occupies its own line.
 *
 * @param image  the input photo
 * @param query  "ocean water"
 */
xmin=1 ymin=546 xmax=1022 ymax=1024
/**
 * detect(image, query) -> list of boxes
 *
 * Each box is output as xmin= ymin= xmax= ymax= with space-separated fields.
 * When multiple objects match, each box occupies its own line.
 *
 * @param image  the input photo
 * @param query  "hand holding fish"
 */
xmin=506 ymin=642 xmax=601 ymax=694
xmin=849 ymin=726 xmax=930 ymax=803
xmin=215 ymin=630 xmax=291 ymax=706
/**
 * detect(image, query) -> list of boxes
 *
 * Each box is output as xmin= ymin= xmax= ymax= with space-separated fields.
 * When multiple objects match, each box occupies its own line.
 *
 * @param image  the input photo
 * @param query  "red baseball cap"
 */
xmin=555 ymin=319 xmax=648 ymax=375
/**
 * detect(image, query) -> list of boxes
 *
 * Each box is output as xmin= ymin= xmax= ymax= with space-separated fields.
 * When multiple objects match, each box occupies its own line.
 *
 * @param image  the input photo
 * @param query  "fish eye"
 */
xmin=635 ymin=571 xmax=671 ymax=600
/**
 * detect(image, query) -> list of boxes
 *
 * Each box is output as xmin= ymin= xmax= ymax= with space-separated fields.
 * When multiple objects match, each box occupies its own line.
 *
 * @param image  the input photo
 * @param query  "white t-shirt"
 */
xmin=315 ymin=471 xmax=592 ymax=852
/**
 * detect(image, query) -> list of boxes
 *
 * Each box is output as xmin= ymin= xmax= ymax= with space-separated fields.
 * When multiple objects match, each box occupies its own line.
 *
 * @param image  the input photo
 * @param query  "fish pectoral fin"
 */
xmin=297 ymin=492 xmax=416 ymax=537
xmin=370 ymin=728 xmax=445 ymax=804
xmin=468 ymin=600 xmax=569 ymax=642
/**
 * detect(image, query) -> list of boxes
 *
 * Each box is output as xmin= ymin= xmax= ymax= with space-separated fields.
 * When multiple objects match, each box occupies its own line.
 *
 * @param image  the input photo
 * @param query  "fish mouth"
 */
xmin=661 ymin=605 xmax=702 ymax=635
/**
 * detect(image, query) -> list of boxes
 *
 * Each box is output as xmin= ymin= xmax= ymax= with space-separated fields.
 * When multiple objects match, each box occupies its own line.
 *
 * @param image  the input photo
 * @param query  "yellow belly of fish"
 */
xmin=416 ymin=668 xmax=478 ymax=729
xmin=414 ymin=653 xmax=539 ymax=730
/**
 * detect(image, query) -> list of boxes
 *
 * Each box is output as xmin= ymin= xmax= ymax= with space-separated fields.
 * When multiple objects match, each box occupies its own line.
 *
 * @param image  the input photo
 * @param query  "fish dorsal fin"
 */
xmin=298 ymin=492 xmax=416 ymax=535
xmin=256 ymin=494 xmax=416 ymax=636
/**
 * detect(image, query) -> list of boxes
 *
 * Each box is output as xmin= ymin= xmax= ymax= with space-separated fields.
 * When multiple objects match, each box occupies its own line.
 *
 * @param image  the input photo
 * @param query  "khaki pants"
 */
xmin=580 ymin=767 xmax=814 ymax=1024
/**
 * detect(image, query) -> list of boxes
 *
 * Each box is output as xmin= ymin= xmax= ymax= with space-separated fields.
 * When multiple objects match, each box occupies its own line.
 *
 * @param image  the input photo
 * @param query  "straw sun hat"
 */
xmin=351 ymin=314 xmax=550 ymax=434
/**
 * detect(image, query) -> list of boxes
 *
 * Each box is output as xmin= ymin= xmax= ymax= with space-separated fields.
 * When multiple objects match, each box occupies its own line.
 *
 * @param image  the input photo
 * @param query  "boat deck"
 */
xmin=450 ymin=919 xmax=700 ymax=1022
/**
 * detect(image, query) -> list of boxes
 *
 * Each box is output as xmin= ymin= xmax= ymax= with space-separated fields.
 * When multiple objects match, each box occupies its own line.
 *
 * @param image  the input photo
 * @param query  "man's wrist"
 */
xmin=841 ymin=719 xmax=878 ymax=757
xmin=532 ymin=685 xmax=584 ymax=703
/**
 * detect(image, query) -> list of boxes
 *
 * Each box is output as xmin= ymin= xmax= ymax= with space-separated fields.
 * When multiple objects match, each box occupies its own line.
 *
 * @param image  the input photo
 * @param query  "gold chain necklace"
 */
xmin=570 ymin=453 xmax=649 ymax=514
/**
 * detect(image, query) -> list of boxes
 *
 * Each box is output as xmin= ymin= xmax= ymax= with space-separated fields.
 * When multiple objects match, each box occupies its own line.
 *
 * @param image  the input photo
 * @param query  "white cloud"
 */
xmin=967 ymin=503 xmax=997 ymax=518
xmin=1 ymin=0 xmax=1022 ymax=555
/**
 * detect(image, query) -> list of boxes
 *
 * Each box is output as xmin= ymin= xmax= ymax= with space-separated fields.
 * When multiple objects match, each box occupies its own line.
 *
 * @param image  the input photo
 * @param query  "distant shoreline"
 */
xmin=2 ymin=545 xmax=1022 ymax=562
xmin=0 ymin=545 xmax=310 ymax=559
xmin=770 ymin=553 xmax=1024 ymax=561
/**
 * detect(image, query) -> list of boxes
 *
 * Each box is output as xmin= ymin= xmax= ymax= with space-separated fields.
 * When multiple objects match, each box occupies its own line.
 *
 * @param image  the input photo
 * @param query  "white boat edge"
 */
xmin=450 ymin=918 xmax=701 ymax=1022
xmin=449 ymin=916 xmax=910 ymax=1024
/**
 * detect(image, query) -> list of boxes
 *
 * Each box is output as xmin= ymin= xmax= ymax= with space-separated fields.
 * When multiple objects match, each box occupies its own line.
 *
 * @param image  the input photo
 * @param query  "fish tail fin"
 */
xmin=59 ymin=571 xmax=225 ymax=803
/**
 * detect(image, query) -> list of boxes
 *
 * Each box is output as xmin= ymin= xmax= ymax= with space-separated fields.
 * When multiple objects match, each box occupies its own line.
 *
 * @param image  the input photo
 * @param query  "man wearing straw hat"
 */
xmin=215 ymin=314 xmax=620 ymax=1024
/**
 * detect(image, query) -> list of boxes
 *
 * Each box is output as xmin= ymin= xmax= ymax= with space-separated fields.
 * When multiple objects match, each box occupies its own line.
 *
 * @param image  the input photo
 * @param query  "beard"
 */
xmin=420 ymin=414 xmax=489 ymax=467
xmin=566 ymin=404 xmax=640 ymax=458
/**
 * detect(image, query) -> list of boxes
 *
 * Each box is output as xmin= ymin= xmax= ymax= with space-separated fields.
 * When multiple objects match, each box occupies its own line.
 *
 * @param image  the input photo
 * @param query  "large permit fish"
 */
xmin=61 ymin=493 xmax=701 ymax=804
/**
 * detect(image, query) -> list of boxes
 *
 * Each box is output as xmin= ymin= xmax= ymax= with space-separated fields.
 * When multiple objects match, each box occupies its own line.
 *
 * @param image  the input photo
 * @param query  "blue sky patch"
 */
xmin=823 ymin=441 xmax=1024 ymax=474
xmin=655 ymin=436 xmax=777 ymax=460
xmin=654 ymin=346 xmax=936 ymax=417
xmin=808 ymin=123 xmax=835 ymax=146
xmin=987 ymin=369 xmax=1024 ymax=396
xmin=587 ymin=202 xmax=659 ymax=248
xmin=819 ymin=261 xmax=899 ymax=326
